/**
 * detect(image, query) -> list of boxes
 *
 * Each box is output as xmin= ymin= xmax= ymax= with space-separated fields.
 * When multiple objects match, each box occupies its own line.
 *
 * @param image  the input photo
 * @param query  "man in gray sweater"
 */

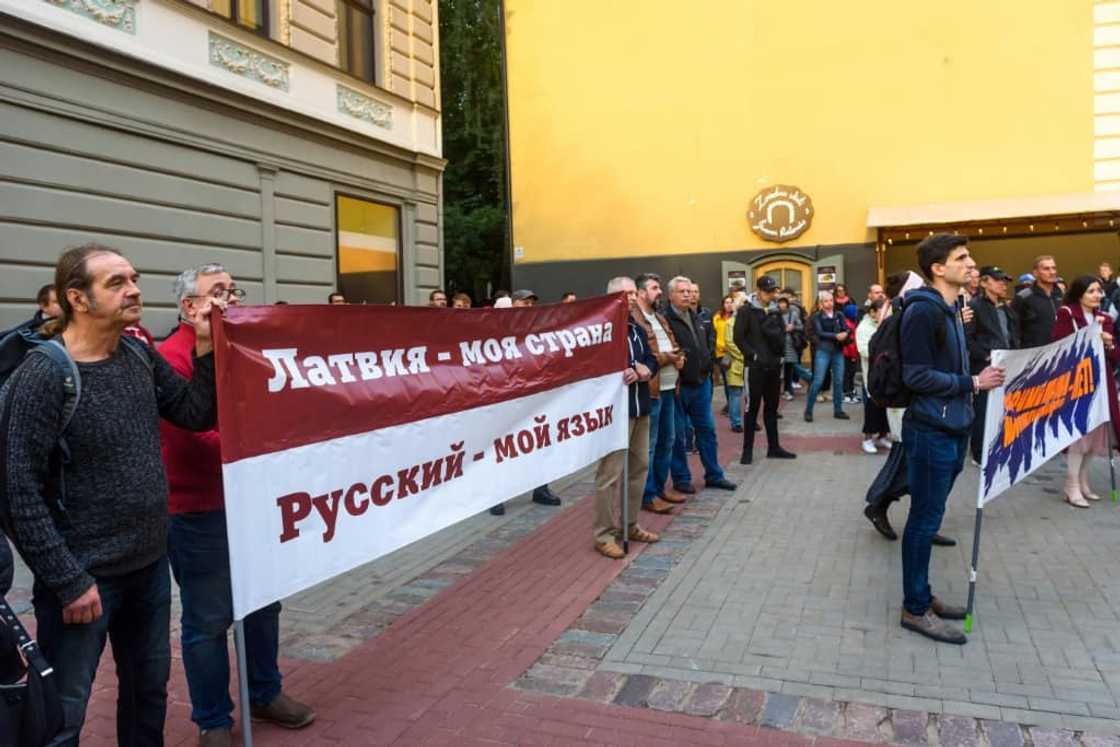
xmin=2 ymin=243 xmax=219 ymax=745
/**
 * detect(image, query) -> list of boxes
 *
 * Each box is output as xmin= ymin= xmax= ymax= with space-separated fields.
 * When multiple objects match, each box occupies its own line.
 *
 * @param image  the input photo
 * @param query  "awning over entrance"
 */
xmin=866 ymin=192 xmax=1120 ymax=282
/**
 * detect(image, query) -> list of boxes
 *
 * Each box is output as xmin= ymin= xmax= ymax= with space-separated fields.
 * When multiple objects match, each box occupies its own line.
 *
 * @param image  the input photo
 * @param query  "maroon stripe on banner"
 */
xmin=212 ymin=294 xmax=629 ymax=463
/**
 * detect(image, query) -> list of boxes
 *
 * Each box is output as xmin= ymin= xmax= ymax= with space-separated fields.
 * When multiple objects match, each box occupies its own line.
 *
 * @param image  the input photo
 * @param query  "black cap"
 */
xmin=757 ymin=276 xmax=778 ymax=292
xmin=979 ymin=266 xmax=1012 ymax=281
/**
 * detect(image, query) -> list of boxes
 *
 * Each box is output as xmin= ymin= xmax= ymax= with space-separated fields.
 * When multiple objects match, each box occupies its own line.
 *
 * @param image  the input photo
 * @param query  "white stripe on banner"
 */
xmin=224 ymin=372 xmax=627 ymax=618
xmin=978 ymin=326 xmax=1111 ymax=506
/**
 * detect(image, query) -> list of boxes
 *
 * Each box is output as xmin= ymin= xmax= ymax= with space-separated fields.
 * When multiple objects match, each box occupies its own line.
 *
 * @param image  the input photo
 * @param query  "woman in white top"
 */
xmin=855 ymin=298 xmax=890 ymax=453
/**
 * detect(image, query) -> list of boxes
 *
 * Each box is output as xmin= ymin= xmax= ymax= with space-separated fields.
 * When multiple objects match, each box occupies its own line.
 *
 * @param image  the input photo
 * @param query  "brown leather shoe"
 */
xmin=595 ymin=540 xmax=625 ymax=559
xmin=643 ymin=498 xmax=676 ymax=514
xmin=900 ymin=609 xmax=966 ymax=645
xmin=199 ymin=728 xmax=232 ymax=747
xmin=931 ymin=597 xmax=967 ymax=620
xmin=659 ymin=493 xmax=686 ymax=504
xmin=250 ymin=692 xmax=315 ymax=729
xmin=628 ymin=526 xmax=660 ymax=543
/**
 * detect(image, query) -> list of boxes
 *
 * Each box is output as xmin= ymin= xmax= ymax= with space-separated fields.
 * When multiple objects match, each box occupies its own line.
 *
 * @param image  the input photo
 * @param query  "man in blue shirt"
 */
xmin=899 ymin=234 xmax=1004 ymax=644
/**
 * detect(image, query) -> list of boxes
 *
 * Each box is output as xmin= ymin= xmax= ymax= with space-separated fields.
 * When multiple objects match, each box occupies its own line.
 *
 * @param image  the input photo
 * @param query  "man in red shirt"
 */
xmin=161 ymin=264 xmax=314 ymax=746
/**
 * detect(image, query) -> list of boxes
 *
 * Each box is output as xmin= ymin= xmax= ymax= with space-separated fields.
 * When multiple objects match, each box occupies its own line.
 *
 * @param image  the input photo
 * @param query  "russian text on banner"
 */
xmin=213 ymin=295 xmax=630 ymax=619
xmin=978 ymin=326 xmax=1110 ymax=506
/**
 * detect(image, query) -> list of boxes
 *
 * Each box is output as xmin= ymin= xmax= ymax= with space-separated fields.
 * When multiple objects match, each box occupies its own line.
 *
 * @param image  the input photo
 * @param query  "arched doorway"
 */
xmin=755 ymin=259 xmax=812 ymax=304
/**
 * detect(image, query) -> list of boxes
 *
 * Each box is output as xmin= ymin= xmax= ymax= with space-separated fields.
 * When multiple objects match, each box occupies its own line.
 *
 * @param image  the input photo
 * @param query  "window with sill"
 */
xmin=337 ymin=195 xmax=401 ymax=304
xmin=210 ymin=0 xmax=270 ymax=34
xmin=338 ymin=0 xmax=377 ymax=83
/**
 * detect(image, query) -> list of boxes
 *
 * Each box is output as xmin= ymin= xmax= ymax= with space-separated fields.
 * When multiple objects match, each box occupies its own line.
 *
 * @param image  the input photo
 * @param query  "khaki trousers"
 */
xmin=593 ymin=416 xmax=650 ymax=545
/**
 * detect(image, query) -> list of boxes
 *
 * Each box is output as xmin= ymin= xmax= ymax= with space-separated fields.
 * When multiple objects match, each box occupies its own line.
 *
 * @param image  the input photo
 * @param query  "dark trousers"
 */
xmin=901 ymin=425 xmax=967 ymax=615
xmin=969 ymin=389 xmax=989 ymax=464
xmin=743 ymin=365 xmax=782 ymax=456
xmin=34 ymin=558 xmax=171 ymax=746
xmin=843 ymin=356 xmax=858 ymax=397
xmin=168 ymin=511 xmax=282 ymax=731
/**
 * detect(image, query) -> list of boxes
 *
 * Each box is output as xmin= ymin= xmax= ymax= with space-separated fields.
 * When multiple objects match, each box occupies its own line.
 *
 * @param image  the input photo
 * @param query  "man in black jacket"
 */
xmin=966 ymin=266 xmax=1019 ymax=465
xmin=1012 ymin=255 xmax=1062 ymax=348
xmin=734 ymin=276 xmax=796 ymax=464
xmin=664 ymin=276 xmax=737 ymax=492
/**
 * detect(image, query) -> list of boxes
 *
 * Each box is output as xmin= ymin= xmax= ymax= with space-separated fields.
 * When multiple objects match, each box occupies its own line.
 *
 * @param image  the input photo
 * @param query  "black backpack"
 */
xmin=0 ymin=591 xmax=63 ymax=746
xmin=866 ymin=297 xmax=945 ymax=408
xmin=0 ymin=326 xmax=150 ymax=565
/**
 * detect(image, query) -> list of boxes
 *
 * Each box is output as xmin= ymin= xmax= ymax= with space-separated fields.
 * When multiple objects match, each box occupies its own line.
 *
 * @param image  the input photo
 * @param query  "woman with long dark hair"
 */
xmin=1051 ymin=275 xmax=1120 ymax=508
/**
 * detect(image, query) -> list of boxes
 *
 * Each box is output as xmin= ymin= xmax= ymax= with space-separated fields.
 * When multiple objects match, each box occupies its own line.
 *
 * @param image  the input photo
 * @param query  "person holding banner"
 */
xmin=1051 ymin=276 xmax=1120 ymax=508
xmin=593 ymin=277 xmax=661 ymax=558
xmin=162 ymin=264 xmax=315 ymax=745
xmin=898 ymin=234 xmax=1005 ymax=645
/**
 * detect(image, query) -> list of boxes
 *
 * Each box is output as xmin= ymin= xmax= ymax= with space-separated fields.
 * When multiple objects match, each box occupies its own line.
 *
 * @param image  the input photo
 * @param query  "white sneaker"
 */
xmin=792 ymin=383 xmax=803 ymax=390
xmin=970 ymin=458 xmax=981 ymax=467
xmin=861 ymin=439 xmax=878 ymax=454
xmin=876 ymin=437 xmax=893 ymax=450
xmin=781 ymin=392 xmax=794 ymax=401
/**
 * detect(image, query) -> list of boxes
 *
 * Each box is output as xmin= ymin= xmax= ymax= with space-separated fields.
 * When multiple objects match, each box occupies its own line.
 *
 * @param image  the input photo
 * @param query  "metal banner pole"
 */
xmin=963 ymin=507 xmax=984 ymax=634
xmin=622 ymin=448 xmax=630 ymax=555
xmin=234 ymin=619 xmax=254 ymax=747
xmin=1108 ymin=425 xmax=1118 ymax=504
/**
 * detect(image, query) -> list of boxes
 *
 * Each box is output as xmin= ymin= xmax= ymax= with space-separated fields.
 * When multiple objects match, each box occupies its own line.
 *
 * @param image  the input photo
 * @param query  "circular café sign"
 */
xmin=747 ymin=184 xmax=814 ymax=243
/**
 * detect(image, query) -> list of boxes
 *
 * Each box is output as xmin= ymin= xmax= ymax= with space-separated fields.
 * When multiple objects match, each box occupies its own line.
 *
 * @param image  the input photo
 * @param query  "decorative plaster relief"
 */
xmin=45 ymin=0 xmax=137 ymax=33
xmin=208 ymin=32 xmax=290 ymax=91
xmin=337 ymin=85 xmax=393 ymax=129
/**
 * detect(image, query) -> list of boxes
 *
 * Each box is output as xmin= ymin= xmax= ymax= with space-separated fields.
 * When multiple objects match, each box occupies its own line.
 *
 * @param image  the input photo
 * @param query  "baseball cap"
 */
xmin=979 ymin=266 xmax=1012 ymax=281
xmin=756 ymin=276 xmax=778 ymax=292
xmin=1017 ymin=273 xmax=1035 ymax=284
xmin=510 ymin=289 xmax=538 ymax=302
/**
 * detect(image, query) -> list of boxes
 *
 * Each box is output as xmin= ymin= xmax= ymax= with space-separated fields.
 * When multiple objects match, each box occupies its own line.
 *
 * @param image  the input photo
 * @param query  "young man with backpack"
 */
xmin=0 ymin=243 xmax=219 ymax=744
xmin=896 ymin=234 xmax=1004 ymax=645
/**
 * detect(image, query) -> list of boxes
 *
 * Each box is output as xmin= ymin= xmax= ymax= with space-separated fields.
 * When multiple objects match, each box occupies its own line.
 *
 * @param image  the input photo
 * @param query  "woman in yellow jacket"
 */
xmin=713 ymin=294 xmax=735 ymax=415
xmin=720 ymin=295 xmax=747 ymax=432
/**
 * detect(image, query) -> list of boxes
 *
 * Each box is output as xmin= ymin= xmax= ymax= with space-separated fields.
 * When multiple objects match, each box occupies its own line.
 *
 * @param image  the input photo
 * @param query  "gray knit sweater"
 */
xmin=2 ymin=341 xmax=216 ymax=605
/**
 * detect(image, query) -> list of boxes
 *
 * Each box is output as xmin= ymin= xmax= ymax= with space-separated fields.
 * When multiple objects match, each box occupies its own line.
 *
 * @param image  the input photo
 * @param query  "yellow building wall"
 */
xmin=506 ymin=1 xmax=1093 ymax=264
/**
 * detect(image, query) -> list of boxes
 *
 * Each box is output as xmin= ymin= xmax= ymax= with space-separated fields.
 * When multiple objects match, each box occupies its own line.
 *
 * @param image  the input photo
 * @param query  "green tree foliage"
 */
xmin=439 ymin=0 xmax=509 ymax=300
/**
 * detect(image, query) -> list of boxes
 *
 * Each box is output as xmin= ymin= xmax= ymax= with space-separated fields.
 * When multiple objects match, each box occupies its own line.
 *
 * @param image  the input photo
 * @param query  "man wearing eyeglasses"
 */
xmin=160 ymin=264 xmax=314 ymax=745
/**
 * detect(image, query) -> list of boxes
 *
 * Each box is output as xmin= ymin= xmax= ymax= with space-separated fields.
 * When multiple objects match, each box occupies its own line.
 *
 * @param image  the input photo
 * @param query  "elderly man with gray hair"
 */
xmin=663 ymin=276 xmax=737 ymax=492
xmin=160 ymin=264 xmax=315 ymax=745
xmin=592 ymin=277 xmax=662 ymax=558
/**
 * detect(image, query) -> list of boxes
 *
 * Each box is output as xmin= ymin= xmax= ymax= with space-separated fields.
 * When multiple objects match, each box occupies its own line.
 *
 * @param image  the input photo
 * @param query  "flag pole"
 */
xmin=234 ymin=619 xmax=253 ymax=747
xmin=622 ymin=448 xmax=630 ymax=554
xmin=1108 ymin=424 xmax=1118 ymax=504
xmin=963 ymin=506 xmax=984 ymax=633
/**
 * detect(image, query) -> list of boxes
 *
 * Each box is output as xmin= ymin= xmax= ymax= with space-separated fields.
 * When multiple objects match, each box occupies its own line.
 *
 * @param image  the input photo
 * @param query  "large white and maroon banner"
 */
xmin=212 ymin=295 xmax=630 ymax=619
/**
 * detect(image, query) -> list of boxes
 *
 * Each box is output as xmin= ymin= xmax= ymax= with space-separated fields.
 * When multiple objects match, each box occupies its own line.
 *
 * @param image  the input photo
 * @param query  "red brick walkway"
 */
xmin=78 ymin=406 xmax=869 ymax=745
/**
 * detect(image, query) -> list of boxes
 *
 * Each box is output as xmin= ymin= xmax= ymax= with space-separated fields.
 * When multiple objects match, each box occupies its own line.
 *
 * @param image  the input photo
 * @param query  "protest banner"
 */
xmin=211 ymin=295 xmax=630 ymax=621
xmin=977 ymin=325 xmax=1110 ymax=505
xmin=964 ymin=324 xmax=1111 ymax=631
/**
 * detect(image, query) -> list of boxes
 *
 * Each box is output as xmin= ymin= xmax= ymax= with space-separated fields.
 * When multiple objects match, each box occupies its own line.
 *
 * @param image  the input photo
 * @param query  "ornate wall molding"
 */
xmin=208 ymin=32 xmax=290 ymax=91
xmin=44 ymin=0 xmax=136 ymax=33
xmin=337 ymin=84 xmax=393 ymax=129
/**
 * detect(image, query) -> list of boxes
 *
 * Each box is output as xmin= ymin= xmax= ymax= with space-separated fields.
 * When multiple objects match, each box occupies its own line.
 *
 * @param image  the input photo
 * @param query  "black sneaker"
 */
xmin=863 ymin=504 xmax=897 ymax=540
xmin=766 ymin=448 xmax=796 ymax=459
xmin=834 ymin=412 xmax=850 ymax=420
xmin=705 ymin=478 xmax=737 ymax=490
xmin=489 ymin=503 xmax=505 ymax=516
xmin=532 ymin=487 xmax=561 ymax=506
xmin=931 ymin=533 xmax=957 ymax=547
xmin=674 ymin=483 xmax=696 ymax=494
xmin=740 ymin=452 xmax=753 ymax=465
xmin=803 ymin=412 xmax=813 ymax=422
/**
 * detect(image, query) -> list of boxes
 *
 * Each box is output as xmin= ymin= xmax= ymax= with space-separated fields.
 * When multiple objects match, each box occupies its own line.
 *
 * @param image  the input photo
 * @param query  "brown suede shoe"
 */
xmin=930 ymin=597 xmax=967 ymax=620
xmin=250 ymin=692 xmax=316 ymax=729
xmin=199 ymin=728 xmax=232 ymax=747
xmin=643 ymin=498 xmax=676 ymax=514
xmin=595 ymin=540 xmax=625 ymax=559
xmin=900 ymin=609 xmax=966 ymax=645
xmin=628 ymin=526 xmax=660 ymax=543
xmin=659 ymin=493 xmax=687 ymax=504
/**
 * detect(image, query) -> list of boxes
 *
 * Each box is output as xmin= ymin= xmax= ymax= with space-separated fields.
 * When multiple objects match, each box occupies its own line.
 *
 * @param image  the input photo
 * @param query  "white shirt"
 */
xmin=642 ymin=309 xmax=678 ymax=391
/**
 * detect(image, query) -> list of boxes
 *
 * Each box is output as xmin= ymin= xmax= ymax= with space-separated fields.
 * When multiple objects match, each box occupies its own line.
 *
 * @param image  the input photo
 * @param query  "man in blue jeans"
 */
xmin=162 ymin=264 xmax=314 ymax=745
xmin=663 ymin=276 xmax=737 ymax=493
xmin=899 ymin=234 xmax=1004 ymax=644
xmin=4 ymin=244 xmax=220 ymax=745
xmin=633 ymin=273 xmax=686 ymax=514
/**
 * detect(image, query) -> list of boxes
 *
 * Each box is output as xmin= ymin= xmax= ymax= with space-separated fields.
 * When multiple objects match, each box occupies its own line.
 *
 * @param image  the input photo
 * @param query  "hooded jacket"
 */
xmin=900 ymin=286 xmax=973 ymax=434
xmin=1012 ymin=282 xmax=1063 ymax=349
xmin=664 ymin=303 xmax=713 ymax=386
xmin=732 ymin=294 xmax=786 ymax=370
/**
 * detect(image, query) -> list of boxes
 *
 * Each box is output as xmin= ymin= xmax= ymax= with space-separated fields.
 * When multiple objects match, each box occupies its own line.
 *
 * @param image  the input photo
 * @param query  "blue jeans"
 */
xmin=901 ymin=425 xmax=967 ymax=615
xmin=727 ymin=385 xmax=743 ymax=429
xmin=643 ymin=392 xmax=677 ymax=503
xmin=169 ymin=511 xmax=282 ymax=731
xmin=671 ymin=380 xmax=725 ymax=485
xmin=805 ymin=348 xmax=845 ymax=416
xmin=33 ymin=558 xmax=171 ymax=746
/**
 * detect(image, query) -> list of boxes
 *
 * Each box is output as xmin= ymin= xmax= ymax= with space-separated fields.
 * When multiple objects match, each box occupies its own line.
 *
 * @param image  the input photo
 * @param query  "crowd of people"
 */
xmin=2 ymin=238 xmax=1120 ymax=744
